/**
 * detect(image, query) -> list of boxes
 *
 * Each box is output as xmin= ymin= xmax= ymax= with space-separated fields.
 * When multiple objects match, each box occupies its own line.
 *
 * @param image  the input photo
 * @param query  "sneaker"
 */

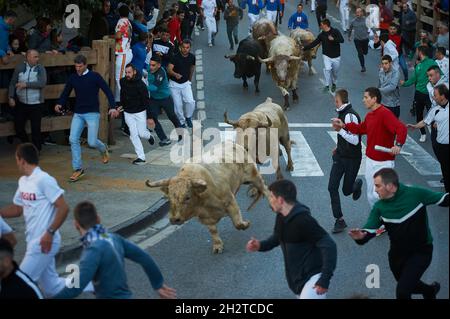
xmin=331 ymin=84 xmax=337 ymax=93
xmin=69 ymin=169 xmax=85 ymax=182
xmin=361 ymin=67 xmax=366 ymax=72
xmin=229 ymin=45 xmax=234 ymax=50
xmin=423 ymin=282 xmax=441 ymax=299
xmin=322 ymin=86 xmax=330 ymax=93
xmin=419 ymin=134 xmax=426 ymax=143
xmin=159 ymin=139 xmax=171 ymax=146
xmin=375 ymin=225 xmax=386 ymax=237
xmin=332 ymin=218 xmax=347 ymax=234
xmin=208 ymin=43 xmax=213 ymax=47
xmin=352 ymin=178 xmax=363 ymax=201
xmin=132 ymin=158 xmax=146 ymax=165
xmin=186 ymin=117 xmax=193 ymax=128
xmin=101 ymin=145 xmax=109 ymax=164
xmin=148 ymin=135 xmax=155 ymax=146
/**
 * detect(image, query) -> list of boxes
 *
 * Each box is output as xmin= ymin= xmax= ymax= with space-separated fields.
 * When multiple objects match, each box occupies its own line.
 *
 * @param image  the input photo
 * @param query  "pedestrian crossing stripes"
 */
xmin=218 ymin=123 xmax=442 ymax=177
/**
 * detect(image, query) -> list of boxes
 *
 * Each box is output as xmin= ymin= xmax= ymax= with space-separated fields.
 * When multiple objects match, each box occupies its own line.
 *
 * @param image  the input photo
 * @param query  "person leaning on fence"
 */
xmin=53 ymin=201 xmax=177 ymax=299
xmin=0 ymin=10 xmax=17 ymax=65
xmin=8 ymin=49 xmax=47 ymax=152
xmin=55 ymin=54 xmax=119 ymax=183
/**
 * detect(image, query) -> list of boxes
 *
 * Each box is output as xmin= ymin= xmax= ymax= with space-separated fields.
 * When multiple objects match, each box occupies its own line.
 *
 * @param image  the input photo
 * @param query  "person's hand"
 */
xmin=8 ymin=98 xmax=16 ymax=107
xmin=246 ymin=237 xmax=260 ymax=252
xmin=433 ymin=122 xmax=437 ymax=129
xmin=7 ymin=50 xmax=14 ymax=57
xmin=109 ymin=108 xmax=119 ymax=118
xmin=407 ymin=123 xmax=416 ymax=130
xmin=156 ymin=51 xmax=163 ymax=56
xmin=390 ymin=145 xmax=401 ymax=155
xmin=40 ymin=231 xmax=53 ymax=254
xmin=147 ymin=118 xmax=156 ymax=129
xmin=332 ymin=147 xmax=336 ymax=155
xmin=157 ymin=284 xmax=177 ymax=299
xmin=314 ymin=285 xmax=328 ymax=295
xmin=399 ymin=79 xmax=405 ymax=86
xmin=16 ymin=82 xmax=26 ymax=89
xmin=55 ymin=104 xmax=63 ymax=113
xmin=174 ymin=73 xmax=182 ymax=80
xmin=331 ymin=118 xmax=345 ymax=131
xmin=348 ymin=228 xmax=367 ymax=240
xmin=328 ymin=35 xmax=335 ymax=41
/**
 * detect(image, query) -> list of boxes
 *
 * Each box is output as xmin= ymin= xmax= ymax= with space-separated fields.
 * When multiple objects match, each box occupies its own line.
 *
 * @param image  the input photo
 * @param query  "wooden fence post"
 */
xmin=92 ymin=40 xmax=112 ymax=144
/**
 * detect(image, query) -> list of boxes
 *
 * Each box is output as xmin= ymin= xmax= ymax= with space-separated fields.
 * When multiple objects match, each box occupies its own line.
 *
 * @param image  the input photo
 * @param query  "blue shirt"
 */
xmin=147 ymin=67 xmax=171 ymax=100
xmin=131 ymin=42 xmax=148 ymax=72
xmin=288 ymin=12 xmax=309 ymax=30
xmin=265 ymin=0 xmax=280 ymax=11
xmin=58 ymin=70 xmax=116 ymax=113
xmin=54 ymin=232 xmax=164 ymax=299
xmin=0 ymin=16 xmax=11 ymax=57
xmin=241 ymin=0 xmax=264 ymax=15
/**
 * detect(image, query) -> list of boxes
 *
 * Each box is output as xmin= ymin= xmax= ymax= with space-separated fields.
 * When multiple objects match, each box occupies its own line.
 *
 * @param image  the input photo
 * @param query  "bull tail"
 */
xmin=247 ymin=191 xmax=262 ymax=211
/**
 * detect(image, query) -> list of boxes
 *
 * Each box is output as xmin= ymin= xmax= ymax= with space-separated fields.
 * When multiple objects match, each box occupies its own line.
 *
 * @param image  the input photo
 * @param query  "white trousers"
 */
xmin=124 ymin=110 xmax=152 ymax=160
xmin=266 ymin=10 xmax=277 ymax=23
xmin=205 ymin=16 xmax=217 ymax=45
xmin=340 ymin=6 xmax=350 ymax=31
xmin=115 ymin=51 xmax=133 ymax=102
xmin=169 ymin=80 xmax=196 ymax=125
xmin=297 ymin=273 xmax=327 ymax=299
xmin=311 ymin=0 xmax=316 ymax=11
xmin=365 ymin=157 xmax=395 ymax=208
xmin=20 ymin=239 xmax=66 ymax=298
xmin=323 ymin=55 xmax=341 ymax=87
xmin=248 ymin=13 xmax=260 ymax=32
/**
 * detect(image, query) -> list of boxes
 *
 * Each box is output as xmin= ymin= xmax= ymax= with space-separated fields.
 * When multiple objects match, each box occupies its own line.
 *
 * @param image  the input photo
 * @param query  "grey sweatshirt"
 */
xmin=8 ymin=62 xmax=47 ymax=105
xmin=378 ymin=67 xmax=400 ymax=108
xmin=349 ymin=17 xmax=368 ymax=41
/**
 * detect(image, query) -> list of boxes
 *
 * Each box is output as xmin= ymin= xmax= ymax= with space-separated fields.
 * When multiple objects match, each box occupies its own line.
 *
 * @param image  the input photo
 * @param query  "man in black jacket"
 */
xmin=119 ymin=63 xmax=155 ymax=165
xmin=247 ymin=179 xmax=337 ymax=299
xmin=328 ymin=89 xmax=363 ymax=233
xmin=303 ymin=18 xmax=344 ymax=93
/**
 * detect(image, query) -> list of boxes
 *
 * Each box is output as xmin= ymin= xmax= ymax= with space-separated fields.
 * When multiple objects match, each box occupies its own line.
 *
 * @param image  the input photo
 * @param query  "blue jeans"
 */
xmin=399 ymin=54 xmax=409 ymax=81
xmin=69 ymin=112 xmax=106 ymax=170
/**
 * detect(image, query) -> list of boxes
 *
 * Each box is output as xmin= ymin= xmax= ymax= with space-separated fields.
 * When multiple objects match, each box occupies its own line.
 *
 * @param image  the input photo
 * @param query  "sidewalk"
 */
xmin=0 ymin=119 xmax=183 ymax=264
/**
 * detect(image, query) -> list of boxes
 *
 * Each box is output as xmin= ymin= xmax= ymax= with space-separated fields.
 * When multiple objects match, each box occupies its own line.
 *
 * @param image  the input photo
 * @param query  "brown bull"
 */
xmin=146 ymin=141 xmax=269 ymax=254
xmin=259 ymin=35 xmax=303 ymax=110
xmin=289 ymin=28 xmax=320 ymax=75
xmin=224 ymin=97 xmax=294 ymax=180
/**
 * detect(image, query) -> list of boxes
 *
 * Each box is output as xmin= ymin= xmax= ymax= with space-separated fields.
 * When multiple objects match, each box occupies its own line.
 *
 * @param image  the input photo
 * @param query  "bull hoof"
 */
xmin=286 ymin=163 xmax=294 ymax=171
xmin=284 ymin=105 xmax=290 ymax=111
xmin=212 ymin=244 xmax=224 ymax=254
xmin=247 ymin=186 xmax=259 ymax=198
xmin=236 ymin=220 xmax=250 ymax=230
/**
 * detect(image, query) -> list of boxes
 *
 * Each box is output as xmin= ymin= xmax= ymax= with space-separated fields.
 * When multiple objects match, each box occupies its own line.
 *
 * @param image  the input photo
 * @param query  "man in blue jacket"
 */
xmin=288 ymin=3 xmax=309 ymax=30
xmin=240 ymin=0 xmax=264 ymax=33
xmin=54 ymin=201 xmax=177 ymax=299
xmin=265 ymin=0 xmax=281 ymax=23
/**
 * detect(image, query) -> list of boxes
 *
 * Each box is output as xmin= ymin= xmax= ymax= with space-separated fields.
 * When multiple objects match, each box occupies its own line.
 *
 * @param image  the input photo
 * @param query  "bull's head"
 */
xmin=225 ymin=54 xmax=256 ymax=79
xmin=146 ymin=178 xmax=207 ymax=225
xmin=259 ymin=55 xmax=302 ymax=82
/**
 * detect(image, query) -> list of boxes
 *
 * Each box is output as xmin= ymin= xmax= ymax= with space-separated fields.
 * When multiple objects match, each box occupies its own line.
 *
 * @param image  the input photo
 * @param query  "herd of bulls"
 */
xmin=146 ymin=20 xmax=320 ymax=253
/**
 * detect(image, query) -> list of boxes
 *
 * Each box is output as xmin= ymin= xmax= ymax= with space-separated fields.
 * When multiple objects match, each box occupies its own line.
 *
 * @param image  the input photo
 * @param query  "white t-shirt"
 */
xmin=0 ymin=216 xmax=13 ymax=237
xmin=436 ymin=57 xmax=449 ymax=84
xmin=115 ymin=17 xmax=133 ymax=55
xmin=13 ymin=167 xmax=64 ymax=245
xmin=202 ymin=0 xmax=217 ymax=18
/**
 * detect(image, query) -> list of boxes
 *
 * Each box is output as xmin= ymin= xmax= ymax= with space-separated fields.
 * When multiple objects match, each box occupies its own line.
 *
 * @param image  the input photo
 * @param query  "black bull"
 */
xmin=225 ymin=37 xmax=263 ymax=93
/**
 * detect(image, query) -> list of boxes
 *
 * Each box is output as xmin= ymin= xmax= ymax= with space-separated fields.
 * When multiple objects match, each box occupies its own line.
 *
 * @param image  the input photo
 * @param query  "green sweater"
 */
xmin=402 ymin=57 xmax=438 ymax=94
xmin=361 ymin=184 xmax=448 ymax=253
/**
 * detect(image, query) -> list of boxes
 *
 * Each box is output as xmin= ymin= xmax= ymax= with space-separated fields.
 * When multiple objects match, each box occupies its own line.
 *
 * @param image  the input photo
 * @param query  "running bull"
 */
xmin=258 ymin=35 xmax=303 ymax=110
xmin=225 ymin=37 xmax=264 ymax=93
xmin=290 ymin=28 xmax=320 ymax=76
xmin=146 ymin=141 xmax=269 ymax=254
xmin=224 ymin=97 xmax=294 ymax=180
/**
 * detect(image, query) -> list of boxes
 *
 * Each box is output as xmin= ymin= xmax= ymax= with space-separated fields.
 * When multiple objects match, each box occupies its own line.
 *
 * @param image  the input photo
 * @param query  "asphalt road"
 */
xmin=111 ymin=3 xmax=448 ymax=299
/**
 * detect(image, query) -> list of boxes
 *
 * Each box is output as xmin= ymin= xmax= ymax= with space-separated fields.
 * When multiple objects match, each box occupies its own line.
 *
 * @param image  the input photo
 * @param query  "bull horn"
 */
xmin=288 ymin=55 xmax=302 ymax=61
xmin=257 ymin=35 xmax=266 ymax=41
xmin=146 ymin=178 xmax=171 ymax=188
xmin=224 ymin=54 xmax=235 ymax=60
xmin=258 ymin=56 xmax=273 ymax=64
xmin=224 ymin=111 xmax=239 ymax=127
xmin=246 ymin=55 xmax=255 ymax=61
xmin=258 ymin=115 xmax=272 ymax=128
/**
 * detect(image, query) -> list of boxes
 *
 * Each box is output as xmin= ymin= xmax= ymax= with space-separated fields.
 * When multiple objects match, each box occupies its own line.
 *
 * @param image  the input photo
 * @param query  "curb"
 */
xmin=55 ymin=197 xmax=169 ymax=266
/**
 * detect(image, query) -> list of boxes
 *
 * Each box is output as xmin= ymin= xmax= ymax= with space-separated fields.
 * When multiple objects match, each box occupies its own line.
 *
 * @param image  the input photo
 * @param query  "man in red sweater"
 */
xmin=332 ymin=87 xmax=407 ymax=208
xmin=168 ymin=10 xmax=184 ymax=45
xmin=379 ymin=0 xmax=393 ymax=34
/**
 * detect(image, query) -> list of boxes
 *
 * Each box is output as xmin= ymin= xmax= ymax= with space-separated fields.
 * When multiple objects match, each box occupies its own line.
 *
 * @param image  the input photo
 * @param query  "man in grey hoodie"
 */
xmin=348 ymin=7 xmax=369 ymax=72
xmin=379 ymin=54 xmax=400 ymax=117
xmin=8 ymin=50 xmax=47 ymax=151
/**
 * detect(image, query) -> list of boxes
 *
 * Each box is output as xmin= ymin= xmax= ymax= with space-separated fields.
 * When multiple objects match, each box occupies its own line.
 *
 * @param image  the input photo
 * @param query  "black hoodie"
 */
xmin=119 ymin=75 xmax=150 ymax=113
xmin=259 ymin=201 xmax=337 ymax=294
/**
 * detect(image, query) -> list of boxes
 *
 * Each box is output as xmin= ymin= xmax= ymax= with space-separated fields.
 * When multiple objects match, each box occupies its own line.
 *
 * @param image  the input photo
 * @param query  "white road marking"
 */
xmin=196 ymin=74 xmax=204 ymax=81
xmin=197 ymin=90 xmax=205 ymax=100
xmin=427 ymin=181 xmax=444 ymax=188
xmin=138 ymin=225 xmax=184 ymax=249
xmin=328 ymin=131 xmax=367 ymax=176
xmin=282 ymin=131 xmax=324 ymax=177
xmin=219 ymin=122 xmax=333 ymax=128
xmin=402 ymin=136 xmax=441 ymax=175
xmin=196 ymin=66 xmax=203 ymax=73
xmin=197 ymin=101 xmax=206 ymax=109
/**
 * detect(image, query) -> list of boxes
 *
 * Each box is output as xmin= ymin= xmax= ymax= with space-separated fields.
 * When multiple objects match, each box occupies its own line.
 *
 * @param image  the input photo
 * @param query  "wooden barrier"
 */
xmin=0 ymin=40 xmax=115 ymax=144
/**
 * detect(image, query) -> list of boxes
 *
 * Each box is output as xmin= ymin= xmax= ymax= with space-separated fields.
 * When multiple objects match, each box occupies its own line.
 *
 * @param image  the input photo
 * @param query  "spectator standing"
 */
xmin=28 ymin=18 xmax=57 ymax=54
xmin=0 ymin=11 xmax=17 ymax=64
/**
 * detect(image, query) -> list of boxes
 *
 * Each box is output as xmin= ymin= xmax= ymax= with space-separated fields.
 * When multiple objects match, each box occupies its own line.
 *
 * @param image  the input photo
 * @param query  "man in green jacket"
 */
xmin=400 ymin=46 xmax=438 ymax=143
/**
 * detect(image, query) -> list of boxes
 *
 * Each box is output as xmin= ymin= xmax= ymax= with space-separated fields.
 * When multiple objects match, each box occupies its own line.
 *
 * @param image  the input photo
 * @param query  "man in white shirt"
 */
xmin=435 ymin=47 xmax=449 ymax=84
xmin=376 ymin=33 xmax=399 ymax=71
xmin=0 ymin=143 xmax=69 ymax=297
xmin=0 ymin=216 xmax=16 ymax=247
xmin=336 ymin=0 xmax=350 ymax=33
